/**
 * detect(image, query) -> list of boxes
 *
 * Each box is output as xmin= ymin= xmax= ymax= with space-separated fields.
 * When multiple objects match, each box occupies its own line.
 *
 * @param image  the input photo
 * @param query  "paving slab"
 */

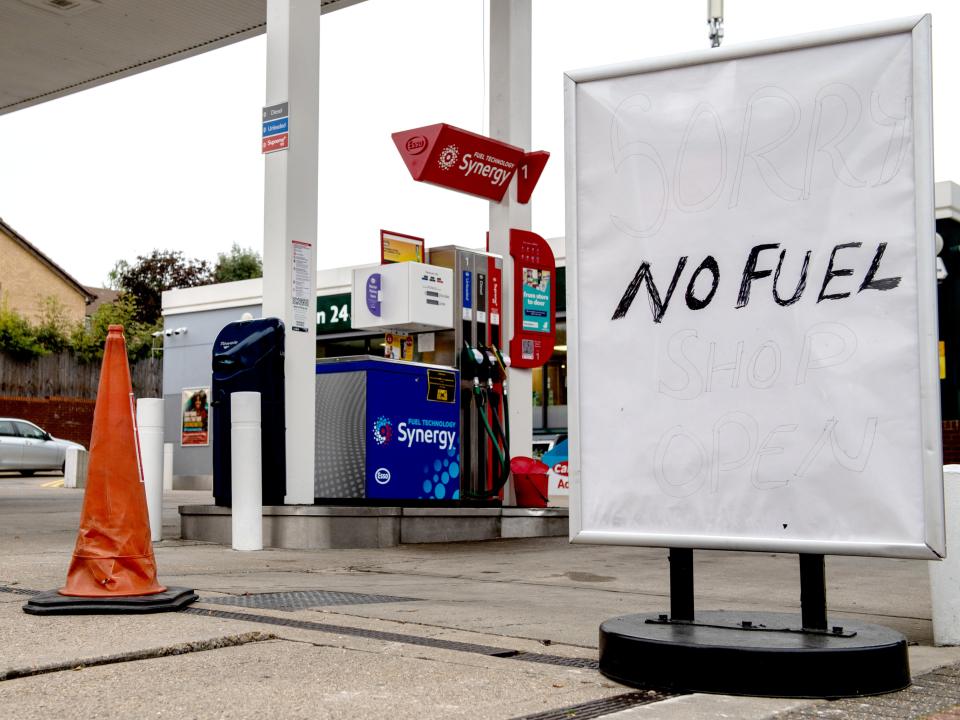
xmin=0 ymin=638 xmax=623 ymax=720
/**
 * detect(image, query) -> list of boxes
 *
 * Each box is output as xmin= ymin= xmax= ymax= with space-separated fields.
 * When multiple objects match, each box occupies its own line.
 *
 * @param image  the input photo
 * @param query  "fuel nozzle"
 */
xmin=482 ymin=348 xmax=501 ymax=385
xmin=490 ymin=345 xmax=510 ymax=388
xmin=461 ymin=343 xmax=487 ymax=384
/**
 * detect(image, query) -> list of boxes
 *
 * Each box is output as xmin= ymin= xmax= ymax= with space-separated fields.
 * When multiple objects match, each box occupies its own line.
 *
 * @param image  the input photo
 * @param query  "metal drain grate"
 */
xmin=186 ymin=606 xmax=522 ymax=656
xmin=200 ymin=589 xmax=419 ymax=611
xmin=512 ymin=690 xmax=677 ymax=720
xmin=512 ymin=652 xmax=599 ymax=670
xmin=0 ymin=584 xmax=41 ymax=596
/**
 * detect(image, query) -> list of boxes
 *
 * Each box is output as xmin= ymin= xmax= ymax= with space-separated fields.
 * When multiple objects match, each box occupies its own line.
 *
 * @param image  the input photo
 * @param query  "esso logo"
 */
xmin=405 ymin=136 xmax=428 ymax=154
xmin=374 ymin=468 xmax=391 ymax=485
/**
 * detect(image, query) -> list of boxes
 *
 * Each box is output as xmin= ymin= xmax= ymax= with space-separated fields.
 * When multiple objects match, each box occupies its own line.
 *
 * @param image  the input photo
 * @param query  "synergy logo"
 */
xmin=458 ymin=152 xmax=514 ymax=188
xmin=437 ymin=144 xmax=459 ymax=170
xmin=372 ymin=416 xmax=393 ymax=446
xmin=397 ymin=419 xmax=457 ymax=451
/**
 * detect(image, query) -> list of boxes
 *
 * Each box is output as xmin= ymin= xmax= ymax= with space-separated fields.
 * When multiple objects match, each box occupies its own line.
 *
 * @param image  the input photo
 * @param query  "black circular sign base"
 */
xmin=599 ymin=611 xmax=910 ymax=699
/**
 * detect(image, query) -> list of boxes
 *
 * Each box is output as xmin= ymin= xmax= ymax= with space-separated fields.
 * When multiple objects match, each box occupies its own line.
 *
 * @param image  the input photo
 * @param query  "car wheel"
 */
xmin=19 ymin=470 xmax=35 ymax=477
xmin=61 ymin=461 xmax=66 ymax=475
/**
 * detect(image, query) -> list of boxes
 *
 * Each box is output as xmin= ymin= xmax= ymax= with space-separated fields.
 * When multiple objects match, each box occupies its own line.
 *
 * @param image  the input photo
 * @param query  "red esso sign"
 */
xmin=392 ymin=123 xmax=547 ymax=204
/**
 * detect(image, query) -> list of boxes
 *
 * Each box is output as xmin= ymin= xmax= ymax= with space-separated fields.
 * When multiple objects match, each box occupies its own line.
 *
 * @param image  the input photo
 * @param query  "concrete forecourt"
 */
xmin=3 ymin=474 xmax=960 ymax=720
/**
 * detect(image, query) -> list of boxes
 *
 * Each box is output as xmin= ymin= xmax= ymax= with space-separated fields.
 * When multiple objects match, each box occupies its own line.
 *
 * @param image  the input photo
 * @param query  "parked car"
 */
xmin=0 ymin=418 xmax=85 ymax=476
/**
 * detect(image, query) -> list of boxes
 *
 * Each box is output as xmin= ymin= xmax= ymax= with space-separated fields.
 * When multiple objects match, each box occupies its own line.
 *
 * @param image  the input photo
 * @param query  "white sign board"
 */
xmin=565 ymin=16 xmax=943 ymax=559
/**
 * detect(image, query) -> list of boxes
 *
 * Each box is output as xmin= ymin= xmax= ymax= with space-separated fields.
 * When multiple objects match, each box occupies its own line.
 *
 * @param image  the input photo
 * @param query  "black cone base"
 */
xmin=23 ymin=587 xmax=198 ymax=615
xmin=599 ymin=611 xmax=910 ymax=699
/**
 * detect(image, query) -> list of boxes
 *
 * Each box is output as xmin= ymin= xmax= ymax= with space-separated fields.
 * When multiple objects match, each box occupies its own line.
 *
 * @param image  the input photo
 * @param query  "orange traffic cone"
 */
xmin=24 ymin=326 xmax=196 ymax=615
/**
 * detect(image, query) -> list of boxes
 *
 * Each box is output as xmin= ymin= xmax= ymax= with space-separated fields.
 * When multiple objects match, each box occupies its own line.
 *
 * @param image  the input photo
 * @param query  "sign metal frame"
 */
xmin=564 ymin=16 xmax=941 ymax=559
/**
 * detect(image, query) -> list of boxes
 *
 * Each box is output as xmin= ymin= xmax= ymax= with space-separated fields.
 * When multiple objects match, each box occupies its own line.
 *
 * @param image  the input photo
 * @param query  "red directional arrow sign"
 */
xmin=392 ymin=123 xmax=548 ymax=204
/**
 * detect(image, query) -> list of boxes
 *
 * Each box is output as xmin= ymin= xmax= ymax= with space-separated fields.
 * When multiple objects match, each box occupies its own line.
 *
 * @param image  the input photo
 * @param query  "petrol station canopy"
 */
xmin=0 ymin=0 xmax=365 ymax=116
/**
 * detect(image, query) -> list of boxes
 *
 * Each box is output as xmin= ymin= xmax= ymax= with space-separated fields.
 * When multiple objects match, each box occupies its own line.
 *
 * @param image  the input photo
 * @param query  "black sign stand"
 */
xmin=598 ymin=548 xmax=911 ymax=698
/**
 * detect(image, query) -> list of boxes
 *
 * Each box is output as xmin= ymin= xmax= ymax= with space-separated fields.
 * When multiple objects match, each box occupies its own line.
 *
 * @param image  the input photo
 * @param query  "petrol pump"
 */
xmin=428 ymin=246 xmax=509 ymax=502
xmin=309 ymin=122 xmax=554 ymax=505
xmin=334 ymin=251 xmax=511 ymax=504
xmin=329 ymin=234 xmax=555 ymax=505
xmin=427 ymin=231 xmax=558 ymax=503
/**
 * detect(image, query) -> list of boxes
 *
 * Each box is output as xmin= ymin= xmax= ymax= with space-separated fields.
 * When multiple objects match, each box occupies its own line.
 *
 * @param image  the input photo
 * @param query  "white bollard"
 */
xmin=930 ymin=466 xmax=960 ymax=644
xmin=64 ymin=447 xmax=89 ymax=489
xmin=163 ymin=442 xmax=174 ymax=491
xmin=136 ymin=398 xmax=165 ymax=542
xmin=231 ymin=392 xmax=263 ymax=551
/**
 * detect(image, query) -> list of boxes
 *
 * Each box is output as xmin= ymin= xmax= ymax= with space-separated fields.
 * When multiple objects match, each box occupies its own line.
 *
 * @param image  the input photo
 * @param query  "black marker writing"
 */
xmin=685 ymin=256 xmax=720 ymax=310
xmin=612 ymin=257 xmax=687 ymax=323
xmin=773 ymin=249 xmax=811 ymax=306
xmin=818 ymin=242 xmax=861 ymax=301
xmin=858 ymin=242 xmax=901 ymax=292
xmin=736 ymin=244 xmax=779 ymax=308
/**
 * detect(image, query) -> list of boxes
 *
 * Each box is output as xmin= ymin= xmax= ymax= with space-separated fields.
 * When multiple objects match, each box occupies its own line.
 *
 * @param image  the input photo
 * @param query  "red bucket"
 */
xmin=510 ymin=456 xmax=550 ymax=508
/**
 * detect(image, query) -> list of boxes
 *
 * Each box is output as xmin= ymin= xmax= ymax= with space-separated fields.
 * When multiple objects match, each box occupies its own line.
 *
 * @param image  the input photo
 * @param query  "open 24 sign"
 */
xmin=316 ymin=293 xmax=351 ymax=335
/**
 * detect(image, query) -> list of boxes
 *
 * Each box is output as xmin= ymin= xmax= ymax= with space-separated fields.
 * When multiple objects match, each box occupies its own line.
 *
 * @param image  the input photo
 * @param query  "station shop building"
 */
xmin=160 ymin=237 xmax=568 ymax=488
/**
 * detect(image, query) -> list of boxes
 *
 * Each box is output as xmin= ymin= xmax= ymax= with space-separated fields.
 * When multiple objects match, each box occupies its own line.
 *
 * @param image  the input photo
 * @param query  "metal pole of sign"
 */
xmin=799 ymin=553 xmax=828 ymax=631
xmin=708 ymin=0 xmax=724 ymax=48
xmin=669 ymin=548 xmax=695 ymax=621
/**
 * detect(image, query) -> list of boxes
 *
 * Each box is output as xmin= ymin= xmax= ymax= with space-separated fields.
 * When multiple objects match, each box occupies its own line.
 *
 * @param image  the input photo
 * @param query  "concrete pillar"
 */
xmin=488 ymin=0 xmax=534 ymax=492
xmin=262 ymin=0 xmax=321 ymax=505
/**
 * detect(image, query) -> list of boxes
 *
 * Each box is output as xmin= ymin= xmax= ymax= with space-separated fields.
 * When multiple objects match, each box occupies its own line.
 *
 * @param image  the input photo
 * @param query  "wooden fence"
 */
xmin=0 ymin=351 xmax=162 ymax=399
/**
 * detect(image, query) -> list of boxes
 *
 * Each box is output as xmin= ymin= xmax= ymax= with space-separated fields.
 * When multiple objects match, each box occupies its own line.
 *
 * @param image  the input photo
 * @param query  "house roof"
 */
xmin=0 ymin=217 xmax=95 ymax=303
xmin=83 ymin=285 xmax=120 ymax=316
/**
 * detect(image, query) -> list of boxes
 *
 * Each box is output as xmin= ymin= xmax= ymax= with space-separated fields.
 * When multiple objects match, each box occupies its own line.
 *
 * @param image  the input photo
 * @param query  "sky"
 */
xmin=0 ymin=0 xmax=958 ymax=288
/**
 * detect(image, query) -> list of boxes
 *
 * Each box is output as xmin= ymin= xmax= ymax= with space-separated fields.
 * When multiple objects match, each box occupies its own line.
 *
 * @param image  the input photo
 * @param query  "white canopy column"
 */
xmin=262 ymin=0 xmax=321 ymax=504
xmin=488 ymin=0 xmax=534 ymax=466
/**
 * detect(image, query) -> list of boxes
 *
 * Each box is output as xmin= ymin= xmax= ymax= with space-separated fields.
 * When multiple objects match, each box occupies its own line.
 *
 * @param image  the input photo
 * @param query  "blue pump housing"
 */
xmin=315 ymin=356 xmax=460 ymax=501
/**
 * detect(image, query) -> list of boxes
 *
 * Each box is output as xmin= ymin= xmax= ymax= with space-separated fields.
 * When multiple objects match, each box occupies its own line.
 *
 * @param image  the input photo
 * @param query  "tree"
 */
xmin=33 ymin=297 xmax=72 ymax=354
xmin=106 ymin=259 xmax=129 ymax=291
xmin=69 ymin=294 xmax=158 ymax=363
xmin=0 ymin=297 xmax=78 ymax=360
xmin=0 ymin=302 xmax=44 ymax=360
xmin=213 ymin=243 xmax=263 ymax=283
xmin=111 ymin=250 xmax=213 ymax=324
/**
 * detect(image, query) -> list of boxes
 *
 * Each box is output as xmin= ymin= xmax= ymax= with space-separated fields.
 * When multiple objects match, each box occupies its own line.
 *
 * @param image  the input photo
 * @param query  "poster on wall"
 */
xmin=521 ymin=268 xmax=552 ymax=333
xmin=381 ymin=230 xmax=425 ymax=264
xmin=565 ymin=16 xmax=943 ymax=558
xmin=181 ymin=388 xmax=210 ymax=447
xmin=384 ymin=332 xmax=414 ymax=361
xmin=542 ymin=439 xmax=570 ymax=498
